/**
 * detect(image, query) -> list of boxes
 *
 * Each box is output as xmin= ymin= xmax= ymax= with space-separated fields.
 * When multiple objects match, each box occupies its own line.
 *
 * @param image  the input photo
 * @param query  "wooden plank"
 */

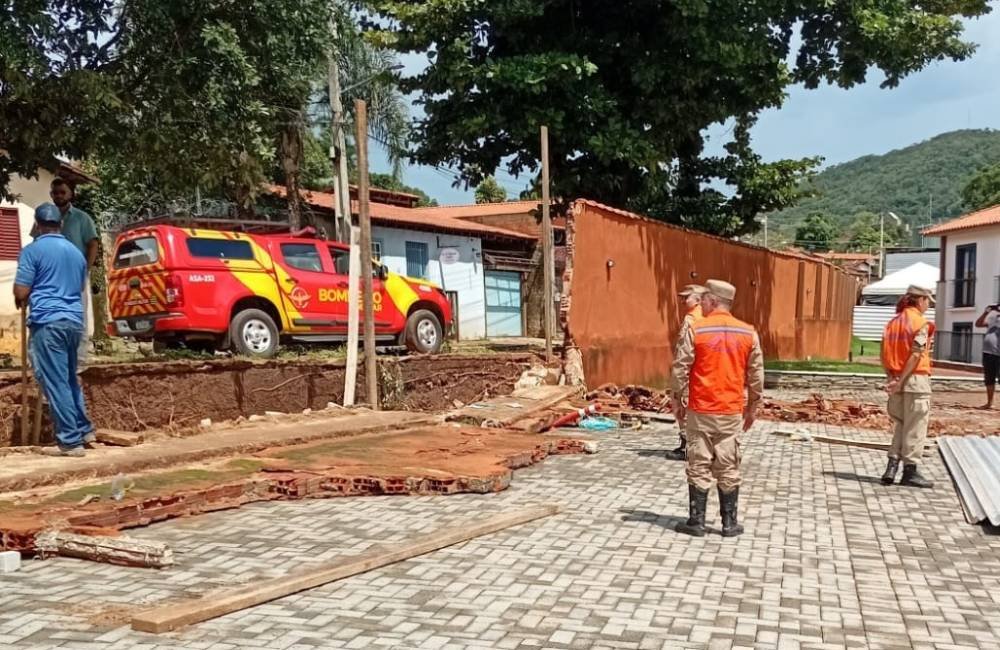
xmin=448 ymin=386 xmax=584 ymax=427
xmin=343 ymin=226 xmax=361 ymax=407
xmin=355 ymin=98 xmax=379 ymax=410
xmin=95 ymin=430 xmax=145 ymax=447
xmin=35 ymin=531 xmax=173 ymax=568
xmin=132 ymin=505 xmax=560 ymax=633
xmin=540 ymin=125 xmax=554 ymax=362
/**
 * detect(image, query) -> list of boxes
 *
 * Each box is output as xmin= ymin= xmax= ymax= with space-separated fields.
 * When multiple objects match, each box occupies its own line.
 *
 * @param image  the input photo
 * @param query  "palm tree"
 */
xmin=281 ymin=7 xmax=409 ymax=229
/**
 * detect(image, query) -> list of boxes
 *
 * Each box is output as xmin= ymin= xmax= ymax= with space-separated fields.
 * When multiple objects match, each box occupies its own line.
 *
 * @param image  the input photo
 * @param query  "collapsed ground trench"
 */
xmin=0 ymin=353 xmax=540 ymax=447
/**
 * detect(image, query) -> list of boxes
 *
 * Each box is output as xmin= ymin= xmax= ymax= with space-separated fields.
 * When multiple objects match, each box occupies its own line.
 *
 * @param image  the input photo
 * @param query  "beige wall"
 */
xmin=0 ymin=169 xmax=58 ymax=357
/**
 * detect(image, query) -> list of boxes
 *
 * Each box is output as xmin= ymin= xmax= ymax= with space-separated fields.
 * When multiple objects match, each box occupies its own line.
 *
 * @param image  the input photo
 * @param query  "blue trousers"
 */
xmin=29 ymin=319 xmax=93 ymax=449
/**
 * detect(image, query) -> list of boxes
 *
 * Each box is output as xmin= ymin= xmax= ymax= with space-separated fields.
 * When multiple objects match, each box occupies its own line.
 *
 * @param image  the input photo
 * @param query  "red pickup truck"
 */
xmin=107 ymin=224 xmax=453 ymax=357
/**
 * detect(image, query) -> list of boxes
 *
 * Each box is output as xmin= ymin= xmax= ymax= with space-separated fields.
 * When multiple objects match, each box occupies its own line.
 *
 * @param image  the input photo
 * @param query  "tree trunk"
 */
xmin=91 ymin=234 xmax=112 ymax=353
xmin=281 ymin=120 xmax=305 ymax=230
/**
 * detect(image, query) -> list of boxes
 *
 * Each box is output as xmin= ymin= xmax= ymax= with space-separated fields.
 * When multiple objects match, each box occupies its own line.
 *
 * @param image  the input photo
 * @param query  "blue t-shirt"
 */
xmin=14 ymin=233 xmax=87 ymax=326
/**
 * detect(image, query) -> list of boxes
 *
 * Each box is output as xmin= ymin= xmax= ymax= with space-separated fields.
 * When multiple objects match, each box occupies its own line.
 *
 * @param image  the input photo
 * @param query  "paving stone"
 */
xmin=1 ymin=409 xmax=999 ymax=648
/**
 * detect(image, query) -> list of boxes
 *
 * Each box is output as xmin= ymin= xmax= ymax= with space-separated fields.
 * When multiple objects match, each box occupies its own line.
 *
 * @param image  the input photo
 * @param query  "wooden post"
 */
xmin=540 ymin=126 xmax=554 ymax=362
xmin=19 ymin=306 xmax=28 ymax=445
xmin=343 ymin=226 xmax=361 ymax=407
xmin=354 ymin=99 xmax=379 ymax=409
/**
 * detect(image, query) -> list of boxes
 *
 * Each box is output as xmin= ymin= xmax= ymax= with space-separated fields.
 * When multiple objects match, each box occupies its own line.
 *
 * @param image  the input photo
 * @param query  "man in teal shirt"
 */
xmin=32 ymin=178 xmax=99 ymax=365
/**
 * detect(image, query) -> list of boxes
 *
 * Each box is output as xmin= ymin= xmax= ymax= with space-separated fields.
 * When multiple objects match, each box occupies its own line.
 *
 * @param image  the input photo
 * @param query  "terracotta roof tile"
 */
xmin=412 ymin=200 xmax=541 ymax=218
xmin=923 ymin=204 xmax=1000 ymax=236
xmin=817 ymin=252 xmax=876 ymax=261
xmin=267 ymin=185 xmax=534 ymax=241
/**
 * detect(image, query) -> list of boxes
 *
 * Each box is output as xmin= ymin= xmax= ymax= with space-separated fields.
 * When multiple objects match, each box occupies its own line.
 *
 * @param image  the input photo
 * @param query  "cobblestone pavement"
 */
xmin=3 ymin=418 xmax=1000 ymax=650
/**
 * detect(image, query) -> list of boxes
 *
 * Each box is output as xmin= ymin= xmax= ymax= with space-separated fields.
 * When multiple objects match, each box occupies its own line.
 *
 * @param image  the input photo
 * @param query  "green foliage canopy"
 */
xmin=794 ymin=213 xmax=836 ymax=252
xmin=961 ymin=163 xmax=1000 ymax=212
xmin=368 ymin=0 xmax=990 ymax=236
xmin=474 ymin=176 xmax=507 ymax=204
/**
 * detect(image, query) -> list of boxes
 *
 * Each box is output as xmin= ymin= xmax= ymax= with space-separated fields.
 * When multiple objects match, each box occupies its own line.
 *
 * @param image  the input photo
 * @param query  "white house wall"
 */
xmin=372 ymin=225 xmax=487 ymax=340
xmin=939 ymin=225 xmax=1000 ymax=333
xmin=0 ymin=168 xmax=57 ymax=321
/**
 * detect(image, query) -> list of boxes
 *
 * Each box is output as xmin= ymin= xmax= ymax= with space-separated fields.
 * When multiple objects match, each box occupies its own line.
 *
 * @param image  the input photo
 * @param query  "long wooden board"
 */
xmin=448 ymin=385 xmax=584 ymax=428
xmin=131 ymin=504 xmax=561 ymax=633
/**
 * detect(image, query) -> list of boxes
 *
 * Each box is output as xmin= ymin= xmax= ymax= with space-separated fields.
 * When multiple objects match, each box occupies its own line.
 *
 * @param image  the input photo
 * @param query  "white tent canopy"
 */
xmin=862 ymin=262 xmax=939 ymax=297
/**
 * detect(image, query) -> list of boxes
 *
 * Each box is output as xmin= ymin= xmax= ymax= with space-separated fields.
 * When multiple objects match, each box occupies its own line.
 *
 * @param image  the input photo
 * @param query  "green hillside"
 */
xmin=768 ymin=129 xmax=1000 ymax=238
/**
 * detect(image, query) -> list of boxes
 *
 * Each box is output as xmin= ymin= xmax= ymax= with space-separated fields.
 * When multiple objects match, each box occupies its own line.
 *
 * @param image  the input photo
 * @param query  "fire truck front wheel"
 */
xmin=230 ymin=309 xmax=279 ymax=358
xmin=404 ymin=309 xmax=444 ymax=354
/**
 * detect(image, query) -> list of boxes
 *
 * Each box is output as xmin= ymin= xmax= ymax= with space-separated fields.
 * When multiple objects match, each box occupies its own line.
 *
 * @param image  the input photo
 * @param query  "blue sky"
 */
xmin=370 ymin=11 xmax=1000 ymax=204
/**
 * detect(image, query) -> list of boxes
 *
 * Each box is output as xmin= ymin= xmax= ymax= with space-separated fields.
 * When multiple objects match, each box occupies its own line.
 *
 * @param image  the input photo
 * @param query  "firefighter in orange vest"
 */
xmin=671 ymin=280 xmax=764 ymax=537
xmin=880 ymin=284 xmax=935 ymax=488
xmin=666 ymin=284 xmax=707 ymax=461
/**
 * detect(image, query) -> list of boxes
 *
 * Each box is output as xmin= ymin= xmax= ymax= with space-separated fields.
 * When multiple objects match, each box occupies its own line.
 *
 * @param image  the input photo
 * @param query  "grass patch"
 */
xmin=765 ymin=359 xmax=883 ymax=374
xmin=851 ymin=336 xmax=880 ymax=358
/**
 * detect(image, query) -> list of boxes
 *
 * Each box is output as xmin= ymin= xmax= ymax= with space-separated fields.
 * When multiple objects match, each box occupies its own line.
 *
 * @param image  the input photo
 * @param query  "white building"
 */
xmin=0 ymin=161 xmax=97 ymax=356
xmin=924 ymin=205 xmax=1000 ymax=364
xmin=283 ymin=187 xmax=539 ymax=341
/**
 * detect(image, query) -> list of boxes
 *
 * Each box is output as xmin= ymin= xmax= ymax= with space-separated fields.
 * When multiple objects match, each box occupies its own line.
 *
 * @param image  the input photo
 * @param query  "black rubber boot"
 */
xmin=719 ymin=488 xmax=745 ymax=537
xmin=881 ymin=458 xmax=899 ymax=485
xmin=900 ymin=464 xmax=933 ymax=489
xmin=664 ymin=436 xmax=686 ymax=461
xmin=675 ymin=485 xmax=708 ymax=537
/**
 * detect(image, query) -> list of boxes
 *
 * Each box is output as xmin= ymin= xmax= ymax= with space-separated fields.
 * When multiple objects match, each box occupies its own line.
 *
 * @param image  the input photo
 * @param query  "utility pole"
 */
xmin=355 ymin=99 xmax=378 ymax=409
xmin=540 ymin=126 xmax=554 ymax=363
xmin=327 ymin=20 xmax=351 ymax=243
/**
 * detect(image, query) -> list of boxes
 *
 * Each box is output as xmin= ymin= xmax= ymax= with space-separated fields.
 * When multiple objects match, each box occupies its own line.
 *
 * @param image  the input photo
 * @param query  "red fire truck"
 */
xmin=107 ymin=222 xmax=452 ymax=357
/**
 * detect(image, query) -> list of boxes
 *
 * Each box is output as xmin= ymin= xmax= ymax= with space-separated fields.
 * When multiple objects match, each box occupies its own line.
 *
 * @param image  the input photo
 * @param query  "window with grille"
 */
xmin=0 ymin=207 xmax=22 ymax=261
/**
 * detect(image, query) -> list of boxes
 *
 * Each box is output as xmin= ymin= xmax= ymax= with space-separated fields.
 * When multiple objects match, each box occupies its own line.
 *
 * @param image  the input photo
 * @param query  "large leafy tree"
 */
xmin=0 ymin=0 xmax=119 ymax=201
xmin=961 ymin=163 xmax=1000 ymax=212
xmin=103 ymin=0 xmax=333 ymax=222
xmin=369 ymin=0 xmax=990 ymax=236
xmin=794 ymin=213 xmax=836 ymax=252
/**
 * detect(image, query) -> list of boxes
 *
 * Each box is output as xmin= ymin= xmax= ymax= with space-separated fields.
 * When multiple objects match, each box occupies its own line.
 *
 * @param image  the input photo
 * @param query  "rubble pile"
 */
xmin=584 ymin=384 xmax=671 ymax=413
xmin=760 ymin=393 xmax=1000 ymax=437
xmin=761 ymin=393 xmax=890 ymax=430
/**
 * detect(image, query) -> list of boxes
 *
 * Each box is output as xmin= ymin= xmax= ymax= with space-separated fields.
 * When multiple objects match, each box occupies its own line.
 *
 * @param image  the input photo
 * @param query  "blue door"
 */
xmin=485 ymin=271 xmax=523 ymax=337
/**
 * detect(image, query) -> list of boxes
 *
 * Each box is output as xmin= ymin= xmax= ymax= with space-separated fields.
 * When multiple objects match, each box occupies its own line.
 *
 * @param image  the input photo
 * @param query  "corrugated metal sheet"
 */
xmin=853 ymin=305 xmax=937 ymax=341
xmin=885 ymin=251 xmax=939 ymax=274
xmin=938 ymin=436 xmax=1000 ymax=526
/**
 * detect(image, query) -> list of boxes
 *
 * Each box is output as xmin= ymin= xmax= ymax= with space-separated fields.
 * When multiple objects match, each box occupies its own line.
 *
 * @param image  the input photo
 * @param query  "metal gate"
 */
xmin=485 ymin=270 xmax=523 ymax=337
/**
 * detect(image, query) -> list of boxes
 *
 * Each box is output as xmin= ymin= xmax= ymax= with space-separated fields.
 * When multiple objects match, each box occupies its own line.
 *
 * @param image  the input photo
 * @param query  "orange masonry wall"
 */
xmin=561 ymin=200 xmax=857 ymax=388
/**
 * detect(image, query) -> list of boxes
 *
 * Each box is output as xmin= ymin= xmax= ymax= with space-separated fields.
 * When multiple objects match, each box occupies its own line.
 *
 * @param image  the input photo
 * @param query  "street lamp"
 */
xmin=880 ymin=211 xmax=901 ymax=278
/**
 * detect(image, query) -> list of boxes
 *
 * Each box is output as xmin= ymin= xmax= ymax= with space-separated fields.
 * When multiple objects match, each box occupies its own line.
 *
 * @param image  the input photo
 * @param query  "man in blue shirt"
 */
xmin=14 ymin=203 xmax=94 ymax=456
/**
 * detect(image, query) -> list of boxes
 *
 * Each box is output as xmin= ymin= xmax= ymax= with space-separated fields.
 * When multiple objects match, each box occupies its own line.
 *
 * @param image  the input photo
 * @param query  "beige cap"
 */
xmin=678 ymin=284 xmax=707 ymax=297
xmin=906 ymin=284 xmax=936 ymax=305
xmin=706 ymin=279 xmax=736 ymax=301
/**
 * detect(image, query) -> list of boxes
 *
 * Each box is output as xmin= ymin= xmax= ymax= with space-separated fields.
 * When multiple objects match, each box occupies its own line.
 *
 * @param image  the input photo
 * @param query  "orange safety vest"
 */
xmin=688 ymin=311 xmax=757 ymax=415
xmin=882 ymin=307 xmax=936 ymax=376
